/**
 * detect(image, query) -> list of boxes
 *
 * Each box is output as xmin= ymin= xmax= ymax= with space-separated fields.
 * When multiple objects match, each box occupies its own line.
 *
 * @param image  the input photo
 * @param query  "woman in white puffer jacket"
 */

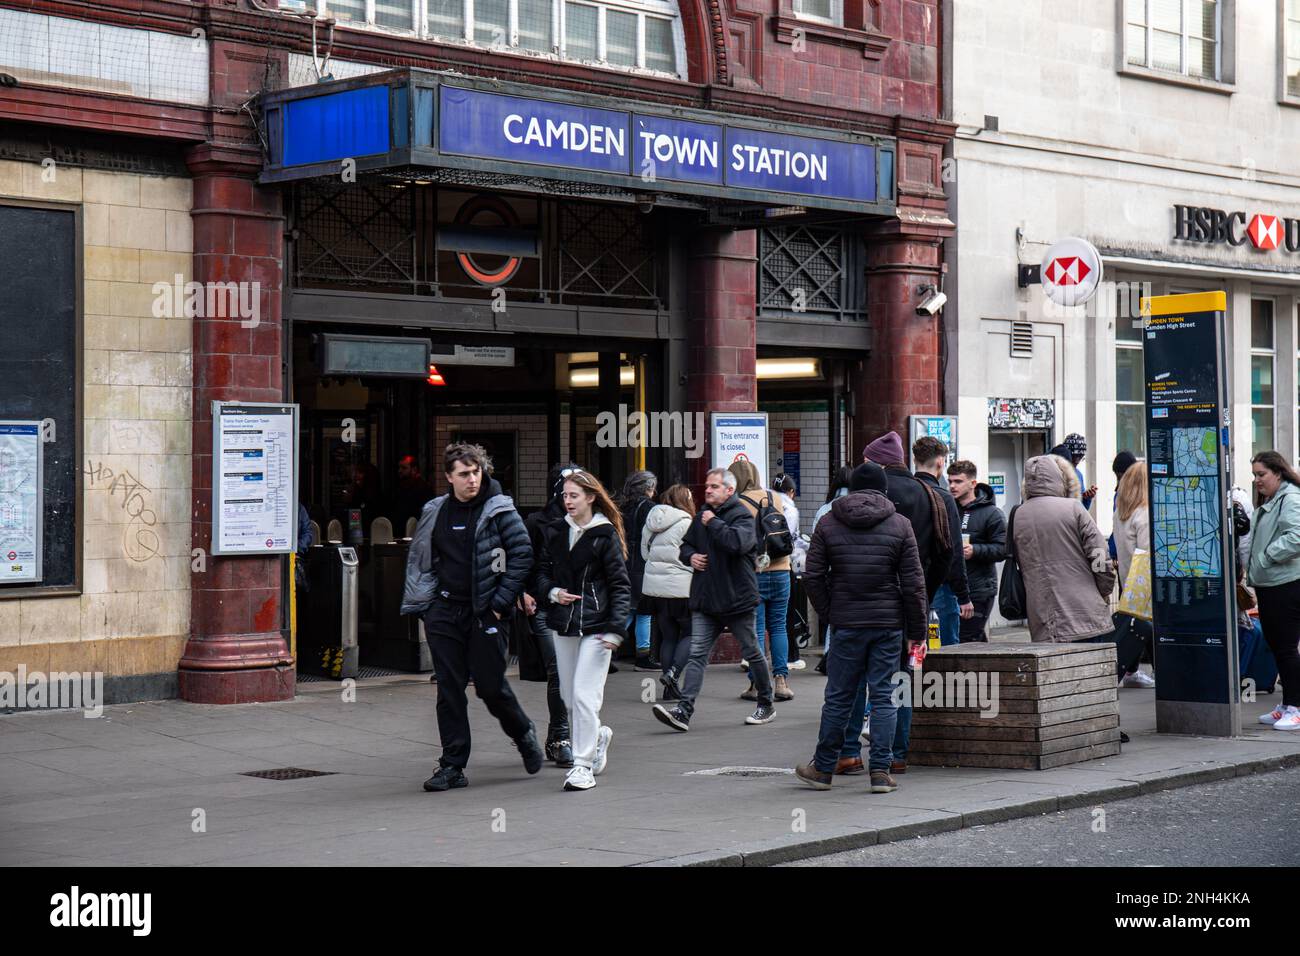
xmin=641 ymin=484 xmax=696 ymax=700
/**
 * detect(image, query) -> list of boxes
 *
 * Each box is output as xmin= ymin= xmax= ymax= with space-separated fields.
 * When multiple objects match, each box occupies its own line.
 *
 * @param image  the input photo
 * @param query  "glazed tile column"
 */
xmin=855 ymin=223 xmax=947 ymax=454
xmin=178 ymin=144 xmax=294 ymax=704
xmin=686 ymin=228 xmax=758 ymax=486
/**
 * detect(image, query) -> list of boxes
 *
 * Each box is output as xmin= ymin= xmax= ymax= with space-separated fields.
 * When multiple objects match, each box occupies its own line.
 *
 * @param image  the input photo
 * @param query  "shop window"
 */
xmin=757 ymin=225 xmax=867 ymax=323
xmin=1251 ymin=298 xmax=1276 ymax=456
xmin=1121 ymin=0 xmax=1231 ymax=85
xmin=1284 ymin=0 xmax=1300 ymax=101
xmin=1115 ymin=316 xmax=1146 ymax=459
xmin=0 ymin=201 xmax=81 ymax=597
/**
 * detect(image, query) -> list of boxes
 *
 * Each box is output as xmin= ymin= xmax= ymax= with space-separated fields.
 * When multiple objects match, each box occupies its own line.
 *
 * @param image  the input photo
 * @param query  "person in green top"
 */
xmin=1247 ymin=451 xmax=1300 ymax=731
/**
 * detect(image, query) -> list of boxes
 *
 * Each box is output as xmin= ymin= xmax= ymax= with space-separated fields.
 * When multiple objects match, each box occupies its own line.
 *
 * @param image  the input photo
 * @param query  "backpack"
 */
xmin=756 ymin=493 xmax=794 ymax=560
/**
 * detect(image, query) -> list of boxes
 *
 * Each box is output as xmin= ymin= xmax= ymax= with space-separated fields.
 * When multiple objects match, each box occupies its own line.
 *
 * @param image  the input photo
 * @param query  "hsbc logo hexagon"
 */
xmin=1247 ymin=214 xmax=1281 ymax=251
xmin=1173 ymin=205 xmax=1300 ymax=253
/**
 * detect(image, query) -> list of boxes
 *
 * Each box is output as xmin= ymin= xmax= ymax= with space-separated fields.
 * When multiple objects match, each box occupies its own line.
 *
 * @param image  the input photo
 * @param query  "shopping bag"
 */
xmin=1117 ymin=549 xmax=1153 ymax=622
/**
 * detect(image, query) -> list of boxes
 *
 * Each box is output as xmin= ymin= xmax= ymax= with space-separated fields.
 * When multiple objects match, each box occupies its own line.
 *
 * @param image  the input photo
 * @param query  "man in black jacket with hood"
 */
xmin=796 ymin=461 xmax=926 ymax=794
xmin=401 ymin=443 xmax=544 ymax=792
xmin=650 ymin=467 xmax=775 ymax=732
xmin=947 ymin=460 xmax=1007 ymax=642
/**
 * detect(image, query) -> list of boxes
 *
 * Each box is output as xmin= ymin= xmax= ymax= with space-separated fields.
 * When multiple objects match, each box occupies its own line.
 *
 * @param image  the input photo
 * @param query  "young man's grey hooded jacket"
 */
xmin=401 ymin=477 xmax=533 ymax=620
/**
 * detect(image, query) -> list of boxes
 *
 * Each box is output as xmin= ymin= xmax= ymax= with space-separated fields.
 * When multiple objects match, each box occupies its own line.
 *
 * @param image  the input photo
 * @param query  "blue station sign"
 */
xmin=259 ymin=69 xmax=896 ymax=215
xmin=439 ymin=87 xmax=878 ymax=204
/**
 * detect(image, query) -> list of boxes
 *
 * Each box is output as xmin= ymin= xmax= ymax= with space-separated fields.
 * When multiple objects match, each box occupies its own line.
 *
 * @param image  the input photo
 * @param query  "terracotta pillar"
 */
xmin=855 ymin=222 xmax=947 ymax=456
xmin=178 ymin=144 xmax=294 ymax=704
xmin=686 ymin=227 xmax=758 ymax=487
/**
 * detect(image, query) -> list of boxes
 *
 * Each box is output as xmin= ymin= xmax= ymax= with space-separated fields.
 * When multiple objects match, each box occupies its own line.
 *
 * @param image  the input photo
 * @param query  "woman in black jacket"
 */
xmin=536 ymin=469 xmax=632 ymax=791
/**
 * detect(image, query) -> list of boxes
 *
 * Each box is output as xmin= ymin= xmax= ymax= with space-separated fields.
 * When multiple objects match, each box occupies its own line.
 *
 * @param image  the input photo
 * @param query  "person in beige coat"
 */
xmin=1013 ymin=454 xmax=1116 ymax=642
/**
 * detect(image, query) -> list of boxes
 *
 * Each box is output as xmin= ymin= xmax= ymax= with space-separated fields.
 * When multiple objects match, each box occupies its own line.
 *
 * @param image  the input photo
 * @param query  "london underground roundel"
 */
xmin=1040 ymin=237 xmax=1103 ymax=308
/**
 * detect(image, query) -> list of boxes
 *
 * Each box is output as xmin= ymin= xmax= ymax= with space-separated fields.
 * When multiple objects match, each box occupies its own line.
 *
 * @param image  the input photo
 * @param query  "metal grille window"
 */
xmin=556 ymin=202 xmax=659 ymax=307
xmin=293 ymin=181 xmax=417 ymax=292
xmin=1252 ymin=298 xmax=1276 ymax=457
xmin=758 ymin=226 xmax=866 ymax=323
xmin=1124 ymin=0 xmax=1220 ymax=79
xmin=299 ymin=0 xmax=686 ymax=77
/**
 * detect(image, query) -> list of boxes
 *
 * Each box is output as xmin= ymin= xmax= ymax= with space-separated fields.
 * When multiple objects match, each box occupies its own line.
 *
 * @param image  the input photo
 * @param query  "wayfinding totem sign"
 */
xmin=1141 ymin=292 xmax=1240 ymax=737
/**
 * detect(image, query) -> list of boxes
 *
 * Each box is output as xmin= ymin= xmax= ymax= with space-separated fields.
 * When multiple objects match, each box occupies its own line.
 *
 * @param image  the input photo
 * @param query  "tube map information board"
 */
xmin=1141 ymin=291 xmax=1239 ymax=735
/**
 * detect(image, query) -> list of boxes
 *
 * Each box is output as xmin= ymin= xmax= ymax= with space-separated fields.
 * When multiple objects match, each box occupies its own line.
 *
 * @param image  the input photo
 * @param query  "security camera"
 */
xmin=916 ymin=286 xmax=947 ymax=317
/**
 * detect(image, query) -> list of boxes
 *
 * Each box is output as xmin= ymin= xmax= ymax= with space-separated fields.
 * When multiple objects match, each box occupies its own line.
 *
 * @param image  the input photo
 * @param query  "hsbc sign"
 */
xmin=1173 ymin=204 xmax=1300 ymax=253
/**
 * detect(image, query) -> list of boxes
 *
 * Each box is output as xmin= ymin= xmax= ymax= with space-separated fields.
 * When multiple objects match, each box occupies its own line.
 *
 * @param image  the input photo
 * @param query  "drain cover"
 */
xmin=297 ymin=665 xmax=413 ymax=682
xmin=684 ymin=766 xmax=794 ymax=778
xmin=240 ymin=768 xmax=336 ymax=781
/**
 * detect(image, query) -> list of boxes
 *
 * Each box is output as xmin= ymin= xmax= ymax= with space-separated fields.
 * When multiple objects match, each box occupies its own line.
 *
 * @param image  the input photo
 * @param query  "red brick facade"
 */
xmin=0 ymin=0 xmax=953 ymax=703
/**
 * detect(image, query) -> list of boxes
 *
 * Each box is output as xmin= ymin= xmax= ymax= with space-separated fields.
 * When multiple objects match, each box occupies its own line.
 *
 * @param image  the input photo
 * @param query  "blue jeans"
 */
xmin=626 ymin=613 xmax=653 ymax=653
xmin=815 ymin=626 xmax=902 ymax=773
xmin=752 ymin=570 xmax=791 ymax=679
xmin=932 ymin=584 xmax=960 ymax=647
xmin=841 ymin=669 xmax=915 ymax=762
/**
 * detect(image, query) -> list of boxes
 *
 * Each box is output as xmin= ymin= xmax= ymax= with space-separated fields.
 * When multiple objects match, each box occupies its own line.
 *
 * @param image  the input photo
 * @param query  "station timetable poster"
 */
xmin=211 ymin=403 xmax=299 ymax=556
xmin=1141 ymin=291 xmax=1238 ymax=728
xmin=0 ymin=421 xmax=43 ymax=583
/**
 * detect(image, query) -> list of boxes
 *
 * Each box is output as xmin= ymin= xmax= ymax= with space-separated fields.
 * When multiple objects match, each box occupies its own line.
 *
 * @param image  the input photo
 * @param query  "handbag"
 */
xmin=998 ymin=505 xmax=1028 ymax=620
xmin=1116 ymin=549 xmax=1153 ymax=622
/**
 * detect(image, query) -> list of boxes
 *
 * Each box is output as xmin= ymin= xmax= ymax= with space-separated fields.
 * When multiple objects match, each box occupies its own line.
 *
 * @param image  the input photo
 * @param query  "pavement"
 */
xmin=784 ymin=766 xmax=1300 ymax=867
xmin=2 ymin=632 xmax=1298 ymax=867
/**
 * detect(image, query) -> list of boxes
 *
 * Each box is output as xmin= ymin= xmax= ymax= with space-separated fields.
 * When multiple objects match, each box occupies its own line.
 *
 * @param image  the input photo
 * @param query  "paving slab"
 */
xmin=2 ymin=646 xmax=1298 ymax=866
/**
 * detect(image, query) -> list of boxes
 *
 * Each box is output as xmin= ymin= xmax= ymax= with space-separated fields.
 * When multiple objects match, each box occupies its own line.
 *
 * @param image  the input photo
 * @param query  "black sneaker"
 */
xmin=660 ymin=671 xmax=682 ymax=698
xmin=423 ymin=765 xmax=467 ymax=792
xmin=744 ymin=704 xmax=776 ymax=725
xmin=515 ymin=721 xmax=544 ymax=774
xmin=634 ymin=653 xmax=661 ymax=672
xmin=546 ymin=738 xmax=575 ymax=768
xmin=652 ymin=703 xmax=690 ymax=732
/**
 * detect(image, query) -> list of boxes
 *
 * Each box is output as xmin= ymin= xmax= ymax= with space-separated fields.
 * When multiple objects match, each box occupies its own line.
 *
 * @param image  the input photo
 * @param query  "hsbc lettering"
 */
xmin=1173 ymin=204 xmax=1300 ymax=253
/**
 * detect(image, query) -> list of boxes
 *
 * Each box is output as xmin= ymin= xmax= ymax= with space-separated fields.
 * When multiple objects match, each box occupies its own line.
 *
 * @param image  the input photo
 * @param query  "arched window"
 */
xmin=292 ymin=0 xmax=688 ymax=79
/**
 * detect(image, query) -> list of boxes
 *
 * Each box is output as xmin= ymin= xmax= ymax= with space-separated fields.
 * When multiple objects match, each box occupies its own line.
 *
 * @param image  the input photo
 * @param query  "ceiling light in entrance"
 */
xmin=756 ymin=358 xmax=820 ymax=380
xmin=570 ymin=366 xmax=635 ymax=388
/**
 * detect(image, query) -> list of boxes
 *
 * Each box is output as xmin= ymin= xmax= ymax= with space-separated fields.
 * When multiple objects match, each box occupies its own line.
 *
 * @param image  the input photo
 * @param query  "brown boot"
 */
xmin=795 ymin=762 xmax=832 ymax=790
xmin=774 ymin=675 xmax=794 ymax=701
xmin=739 ymin=685 xmax=758 ymax=701
xmin=834 ymin=756 xmax=864 ymax=775
xmin=890 ymin=760 xmax=908 ymax=775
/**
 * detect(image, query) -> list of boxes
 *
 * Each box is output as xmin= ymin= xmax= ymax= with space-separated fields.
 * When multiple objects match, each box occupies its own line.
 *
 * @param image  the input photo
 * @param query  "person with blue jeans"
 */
xmin=931 ymin=583 xmax=961 ymax=646
xmin=795 ymin=461 xmax=927 ymax=793
xmin=618 ymin=470 xmax=658 ymax=671
xmin=731 ymin=459 xmax=796 ymax=701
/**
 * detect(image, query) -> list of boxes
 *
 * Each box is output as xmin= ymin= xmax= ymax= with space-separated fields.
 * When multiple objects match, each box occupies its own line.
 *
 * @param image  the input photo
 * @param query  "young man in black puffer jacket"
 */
xmin=795 ymin=461 xmax=927 ymax=795
xmin=401 ymin=443 xmax=543 ymax=792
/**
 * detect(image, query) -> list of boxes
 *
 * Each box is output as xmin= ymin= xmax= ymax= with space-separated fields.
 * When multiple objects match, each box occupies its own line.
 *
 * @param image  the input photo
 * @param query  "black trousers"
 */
xmin=958 ymin=595 xmax=996 ymax=643
xmin=423 ymin=600 xmax=533 ymax=769
xmin=1256 ymin=579 xmax=1300 ymax=708
xmin=527 ymin=611 xmax=570 ymax=741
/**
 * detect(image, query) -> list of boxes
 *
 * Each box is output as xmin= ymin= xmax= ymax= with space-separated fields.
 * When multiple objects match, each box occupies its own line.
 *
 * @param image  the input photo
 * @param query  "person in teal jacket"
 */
xmin=1247 ymin=451 xmax=1300 ymax=731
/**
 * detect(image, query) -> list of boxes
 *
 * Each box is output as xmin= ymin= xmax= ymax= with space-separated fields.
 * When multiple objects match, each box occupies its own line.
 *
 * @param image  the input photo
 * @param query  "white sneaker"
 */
xmin=563 ymin=766 xmax=595 ymax=791
xmin=788 ymin=659 xmax=807 ymax=671
xmin=593 ymin=725 xmax=613 ymax=776
xmin=1121 ymin=670 xmax=1156 ymax=689
xmin=1271 ymin=706 xmax=1300 ymax=731
xmin=1258 ymin=704 xmax=1287 ymax=725
xmin=860 ymin=715 xmax=871 ymax=743
xmin=740 ymin=659 xmax=750 ymax=672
